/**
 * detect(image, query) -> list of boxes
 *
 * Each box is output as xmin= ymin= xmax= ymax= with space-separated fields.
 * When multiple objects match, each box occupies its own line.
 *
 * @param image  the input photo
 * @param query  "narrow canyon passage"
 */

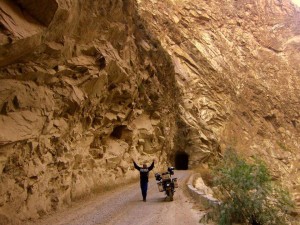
xmin=1 ymin=0 xmax=300 ymax=222
xmin=25 ymin=171 xmax=204 ymax=225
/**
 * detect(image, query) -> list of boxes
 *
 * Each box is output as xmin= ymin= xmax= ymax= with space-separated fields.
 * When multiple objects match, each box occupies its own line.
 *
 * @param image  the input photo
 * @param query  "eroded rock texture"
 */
xmin=0 ymin=0 xmax=179 ymax=222
xmin=0 ymin=0 xmax=299 ymax=222
xmin=138 ymin=0 xmax=300 ymax=214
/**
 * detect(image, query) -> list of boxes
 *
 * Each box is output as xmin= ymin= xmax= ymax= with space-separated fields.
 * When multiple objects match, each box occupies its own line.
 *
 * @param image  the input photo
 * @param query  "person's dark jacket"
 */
xmin=133 ymin=161 xmax=154 ymax=183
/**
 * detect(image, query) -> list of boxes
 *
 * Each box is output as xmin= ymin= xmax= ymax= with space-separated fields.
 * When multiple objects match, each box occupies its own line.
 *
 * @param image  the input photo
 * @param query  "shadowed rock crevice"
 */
xmin=15 ymin=0 xmax=58 ymax=26
xmin=110 ymin=125 xmax=128 ymax=139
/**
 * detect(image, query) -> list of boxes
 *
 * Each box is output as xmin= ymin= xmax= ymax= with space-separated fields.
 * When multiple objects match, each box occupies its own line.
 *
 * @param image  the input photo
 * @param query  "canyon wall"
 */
xmin=0 ymin=0 xmax=300 ymax=222
xmin=138 ymin=0 xmax=300 ymax=213
xmin=0 ymin=0 xmax=179 ymax=223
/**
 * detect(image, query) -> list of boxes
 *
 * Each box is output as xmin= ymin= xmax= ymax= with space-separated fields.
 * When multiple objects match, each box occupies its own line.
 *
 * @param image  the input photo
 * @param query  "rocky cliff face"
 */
xmin=0 ymin=0 xmax=179 ymax=222
xmin=0 ymin=0 xmax=299 ymax=222
xmin=138 ymin=0 xmax=300 ymax=213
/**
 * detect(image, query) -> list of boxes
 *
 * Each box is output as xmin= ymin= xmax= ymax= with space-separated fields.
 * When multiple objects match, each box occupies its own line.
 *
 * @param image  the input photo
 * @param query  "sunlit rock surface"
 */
xmin=0 ymin=0 xmax=299 ymax=222
xmin=0 ymin=0 xmax=179 ymax=222
xmin=138 ymin=0 xmax=300 ymax=214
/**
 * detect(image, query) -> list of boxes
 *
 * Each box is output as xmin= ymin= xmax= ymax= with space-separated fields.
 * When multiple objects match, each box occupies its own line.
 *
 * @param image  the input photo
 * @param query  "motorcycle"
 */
xmin=155 ymin=167 xmax=178 ymax=201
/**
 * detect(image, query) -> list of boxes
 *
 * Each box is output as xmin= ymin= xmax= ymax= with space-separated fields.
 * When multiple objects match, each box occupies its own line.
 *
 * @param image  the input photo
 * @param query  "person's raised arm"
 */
xmin=133 ymin=160 xmax=140 ymax=170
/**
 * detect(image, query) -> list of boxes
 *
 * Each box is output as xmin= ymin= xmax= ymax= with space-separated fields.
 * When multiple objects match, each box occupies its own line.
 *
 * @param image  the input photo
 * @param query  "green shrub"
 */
xmin=213 ymin=149 xmax=294 ymax=225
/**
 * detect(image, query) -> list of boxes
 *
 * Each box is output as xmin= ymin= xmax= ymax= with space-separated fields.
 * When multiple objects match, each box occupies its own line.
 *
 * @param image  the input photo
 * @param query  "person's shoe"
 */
xmin=143 ymin=197 xmax=146 ymax=202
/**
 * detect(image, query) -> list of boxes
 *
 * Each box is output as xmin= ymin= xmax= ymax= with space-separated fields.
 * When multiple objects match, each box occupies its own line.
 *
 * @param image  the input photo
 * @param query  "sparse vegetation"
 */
xmin=213 ymin=149 xmax=294 ymax=225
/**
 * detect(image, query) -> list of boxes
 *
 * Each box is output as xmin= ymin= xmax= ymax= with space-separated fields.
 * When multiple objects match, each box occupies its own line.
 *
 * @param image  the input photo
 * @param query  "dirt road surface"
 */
xmin=26 ymin=171 xmax=204 ymax=225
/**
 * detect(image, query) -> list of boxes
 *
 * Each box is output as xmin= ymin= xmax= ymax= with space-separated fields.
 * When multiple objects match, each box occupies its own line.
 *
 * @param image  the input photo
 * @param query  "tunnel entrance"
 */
xmin=174 ymin=151 xmax=189 ymax=170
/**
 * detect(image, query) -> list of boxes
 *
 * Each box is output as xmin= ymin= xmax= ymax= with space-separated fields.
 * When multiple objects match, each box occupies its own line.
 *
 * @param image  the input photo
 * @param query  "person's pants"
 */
xmin=140 ymin=181 xmax=148 ymax=200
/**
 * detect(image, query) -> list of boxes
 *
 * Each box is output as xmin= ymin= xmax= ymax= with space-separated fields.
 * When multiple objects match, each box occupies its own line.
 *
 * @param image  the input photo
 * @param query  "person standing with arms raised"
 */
xmin=132 ymin=159 xmax=155 ymax=202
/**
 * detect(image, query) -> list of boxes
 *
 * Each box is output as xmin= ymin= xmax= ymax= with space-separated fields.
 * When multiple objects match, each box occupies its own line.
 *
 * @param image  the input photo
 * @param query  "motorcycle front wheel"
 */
xmin=166 ymin=189 xmax=174 ymax=201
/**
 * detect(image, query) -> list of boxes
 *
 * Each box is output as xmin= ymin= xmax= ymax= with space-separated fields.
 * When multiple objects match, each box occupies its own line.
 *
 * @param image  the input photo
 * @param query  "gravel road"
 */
xmin=26 ymin=170 xmax=204 ymax=225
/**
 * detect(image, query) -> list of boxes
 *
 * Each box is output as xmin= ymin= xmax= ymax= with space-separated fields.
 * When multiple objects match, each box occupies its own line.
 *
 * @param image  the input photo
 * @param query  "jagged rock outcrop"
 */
xmin=0 ymin=0 xmax=179 ymax=223
xmin=138 ymin=0 xmax=300 ymax=214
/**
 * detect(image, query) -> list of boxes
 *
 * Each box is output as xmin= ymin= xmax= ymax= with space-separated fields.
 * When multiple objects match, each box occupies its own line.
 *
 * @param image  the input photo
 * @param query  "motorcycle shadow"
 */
xmin=133 ymin=198 xmax=172 ymax=203
xmin=151 ymin=197 xmax=174 ymax=203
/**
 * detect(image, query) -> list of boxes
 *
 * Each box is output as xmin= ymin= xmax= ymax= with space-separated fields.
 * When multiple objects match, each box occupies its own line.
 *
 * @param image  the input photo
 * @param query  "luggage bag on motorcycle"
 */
xmin=157 ymin=182 xmax=164 ymax=192
xmin=172 ymin=178 xmax=179 ymax=188
xmin=161 ymin=173 xmax=171 ymax=180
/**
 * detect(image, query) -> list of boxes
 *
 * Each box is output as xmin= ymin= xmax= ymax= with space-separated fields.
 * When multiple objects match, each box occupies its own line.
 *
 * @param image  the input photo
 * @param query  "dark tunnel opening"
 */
xmin=175 ymin=151 xmax=189 ymax=170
